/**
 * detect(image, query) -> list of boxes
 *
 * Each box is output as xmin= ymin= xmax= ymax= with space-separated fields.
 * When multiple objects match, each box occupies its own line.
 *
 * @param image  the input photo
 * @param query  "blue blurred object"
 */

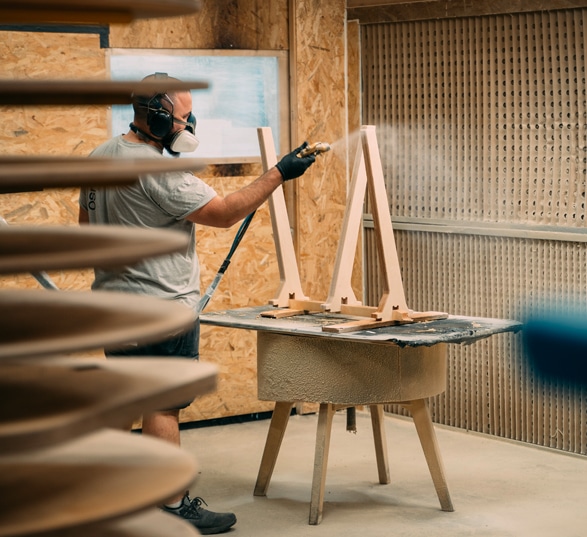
xmin=523 ymin=311 xmax=587 ymax=386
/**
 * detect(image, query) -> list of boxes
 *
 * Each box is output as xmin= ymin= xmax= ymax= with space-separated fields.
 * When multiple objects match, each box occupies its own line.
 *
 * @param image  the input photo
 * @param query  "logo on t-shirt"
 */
xmin=88 ymin=188 xmax=97 ymax=211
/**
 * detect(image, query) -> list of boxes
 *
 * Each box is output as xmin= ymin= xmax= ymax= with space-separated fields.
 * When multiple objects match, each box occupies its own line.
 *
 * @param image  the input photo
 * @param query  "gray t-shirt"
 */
xmin=79 ymin=135 xmax=217 ymax=314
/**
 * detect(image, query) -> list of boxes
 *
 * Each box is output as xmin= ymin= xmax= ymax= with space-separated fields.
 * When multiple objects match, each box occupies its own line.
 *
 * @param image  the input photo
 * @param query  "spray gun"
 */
xmin=298 ymin=141 xmax=331 ymax=158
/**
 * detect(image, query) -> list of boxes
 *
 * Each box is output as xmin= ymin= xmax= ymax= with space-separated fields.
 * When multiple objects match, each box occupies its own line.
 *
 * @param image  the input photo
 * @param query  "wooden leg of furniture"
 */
xmin=254 ymin=401 xmax=294 ymax=496
xmin=309 ymin=403 xmax=336 ymax=525
xmin=401 ymin=399 xmax=454 ymax=512
xmin=369 ymin=404 xmax=390 ymax=484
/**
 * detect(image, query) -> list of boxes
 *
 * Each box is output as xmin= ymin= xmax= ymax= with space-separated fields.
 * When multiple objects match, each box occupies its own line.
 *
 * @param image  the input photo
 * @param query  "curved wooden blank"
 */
xmin=0 ymin=357 xmax=217 ymax=454
xmin=40 ymin=510 xmax=200 ymax=537
xmin=0 ymin=156 xmax=206 ymax=193
xmin=0 ymin=429 xmax=199 ymax=537
xmin=0 ymin=289 xmax=195 ymax=360
xmin=0 ymin=225 xmax=190 ymax=274
xmin=0 ymin=0 xmax=201 ymax=25
xmin=0 ymin=79 xmax=208 ymax=106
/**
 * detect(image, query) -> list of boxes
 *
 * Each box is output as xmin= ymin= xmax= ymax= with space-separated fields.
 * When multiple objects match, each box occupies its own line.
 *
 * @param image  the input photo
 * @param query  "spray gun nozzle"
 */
xmin=298 ymin=142 xmax=331 ymax=158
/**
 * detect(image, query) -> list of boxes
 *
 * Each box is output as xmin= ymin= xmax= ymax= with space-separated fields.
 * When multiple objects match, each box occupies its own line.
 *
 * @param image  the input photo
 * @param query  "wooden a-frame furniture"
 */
xmin=258 ymin=125 xmax=447 ymax=332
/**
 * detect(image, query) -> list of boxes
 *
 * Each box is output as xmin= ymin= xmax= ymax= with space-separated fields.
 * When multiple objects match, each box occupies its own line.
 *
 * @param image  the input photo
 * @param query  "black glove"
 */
xmin=275 ymin=141 xmax=316 ymax=181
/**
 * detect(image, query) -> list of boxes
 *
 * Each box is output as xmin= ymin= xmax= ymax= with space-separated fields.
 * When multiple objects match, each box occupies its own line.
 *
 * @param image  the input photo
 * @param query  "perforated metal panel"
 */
xmin=361 ymin=10 xmax=587 ymax=454
xmin=362 ymin=10 xmax=586 ymax=226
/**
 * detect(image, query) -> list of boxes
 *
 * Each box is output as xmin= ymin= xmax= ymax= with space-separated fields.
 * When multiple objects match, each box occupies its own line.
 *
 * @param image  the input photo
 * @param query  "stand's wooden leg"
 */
xmin=369 ymin=404 xmax=390 ymax=484
xmin=309 ymin=403 xmax=335 ymax=525
xmin=254 ymin=401 xmax=294 ymax=496
xmin=401 ymin=399 xmax=454 ymax=512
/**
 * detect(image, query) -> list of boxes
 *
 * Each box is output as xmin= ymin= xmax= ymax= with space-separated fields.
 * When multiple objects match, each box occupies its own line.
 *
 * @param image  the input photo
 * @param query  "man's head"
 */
xmin=131 ymin=73 xmax=199 ymax=156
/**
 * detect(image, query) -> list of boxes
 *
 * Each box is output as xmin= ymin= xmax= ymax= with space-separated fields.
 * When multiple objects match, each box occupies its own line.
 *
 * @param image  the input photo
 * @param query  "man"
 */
xmin=79 ymin=73 xmax=316 ymax=535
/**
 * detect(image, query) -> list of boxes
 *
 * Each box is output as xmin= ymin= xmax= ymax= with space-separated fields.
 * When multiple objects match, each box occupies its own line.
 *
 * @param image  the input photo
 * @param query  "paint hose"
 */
xmin=0 ymin=216 xmax=59 ymax=290
xmin=197 ymin=211 xmax=256 ymax=314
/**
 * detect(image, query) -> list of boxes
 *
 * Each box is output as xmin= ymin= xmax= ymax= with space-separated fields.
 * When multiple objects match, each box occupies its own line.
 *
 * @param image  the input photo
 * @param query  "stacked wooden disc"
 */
xmin=0 ymin=2 xmax=212 ymax=537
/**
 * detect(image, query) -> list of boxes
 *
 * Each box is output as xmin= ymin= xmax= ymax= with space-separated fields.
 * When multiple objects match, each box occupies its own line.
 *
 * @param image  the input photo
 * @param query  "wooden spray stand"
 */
xmin=257 ymin=125 xmax=448 ymax=331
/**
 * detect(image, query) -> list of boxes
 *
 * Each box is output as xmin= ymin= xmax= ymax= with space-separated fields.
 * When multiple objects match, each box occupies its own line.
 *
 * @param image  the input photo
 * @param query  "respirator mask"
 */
xmin=162 ymin=112 xmax=199 ymax=157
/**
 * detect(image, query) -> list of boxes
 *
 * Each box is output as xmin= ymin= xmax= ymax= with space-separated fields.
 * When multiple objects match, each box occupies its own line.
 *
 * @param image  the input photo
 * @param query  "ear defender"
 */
xmin=146 ymin=94 xmax=174 ymax=138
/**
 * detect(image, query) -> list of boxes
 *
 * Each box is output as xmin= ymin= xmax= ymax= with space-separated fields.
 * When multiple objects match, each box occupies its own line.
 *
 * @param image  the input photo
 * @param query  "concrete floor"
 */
xmin=180 ymin=410 xmax=587 ymax=537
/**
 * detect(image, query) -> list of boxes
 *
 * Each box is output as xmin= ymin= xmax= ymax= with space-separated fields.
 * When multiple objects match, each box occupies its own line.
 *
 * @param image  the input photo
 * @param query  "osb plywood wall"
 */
xmin=361 ymin=9 xmax=587 ymax=454
xmin=293 ymin=2 xmax=351 ymax=302
xmin=0 ymin=0 xmax=352 ymax=422
xmin=0 ymin=31 xmax=106 ymax=302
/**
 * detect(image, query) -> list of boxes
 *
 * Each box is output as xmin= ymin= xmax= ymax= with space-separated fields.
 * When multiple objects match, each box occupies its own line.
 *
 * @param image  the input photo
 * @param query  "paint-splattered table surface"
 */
xmin=200 ymin=306 xmax=522 ymax=348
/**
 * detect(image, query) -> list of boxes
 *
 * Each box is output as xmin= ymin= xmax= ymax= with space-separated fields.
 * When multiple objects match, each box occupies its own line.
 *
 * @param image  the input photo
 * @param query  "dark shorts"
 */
xmin=106 ymin=320 xmax=200 ymax=410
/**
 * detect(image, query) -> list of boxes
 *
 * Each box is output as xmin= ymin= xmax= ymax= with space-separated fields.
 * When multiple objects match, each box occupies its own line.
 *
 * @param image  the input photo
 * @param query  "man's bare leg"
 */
xmin=142 ymin=409 xmax=182 ymax=503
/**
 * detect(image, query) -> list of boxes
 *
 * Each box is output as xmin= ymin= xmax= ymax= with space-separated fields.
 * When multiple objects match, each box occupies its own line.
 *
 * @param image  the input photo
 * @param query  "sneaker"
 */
xmin=162 ymin=492 xmax=237 ymax=535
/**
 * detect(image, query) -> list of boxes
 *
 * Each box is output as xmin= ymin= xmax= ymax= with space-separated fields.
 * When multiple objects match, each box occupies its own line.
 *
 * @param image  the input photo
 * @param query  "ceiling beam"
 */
xmin=347 ymin=0 xmax=587 ymax=23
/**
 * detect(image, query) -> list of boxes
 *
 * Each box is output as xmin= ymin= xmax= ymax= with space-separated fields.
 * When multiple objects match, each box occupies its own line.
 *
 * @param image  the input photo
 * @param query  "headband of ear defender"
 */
xmin=138 ymin=72 xmax=172 ymax=138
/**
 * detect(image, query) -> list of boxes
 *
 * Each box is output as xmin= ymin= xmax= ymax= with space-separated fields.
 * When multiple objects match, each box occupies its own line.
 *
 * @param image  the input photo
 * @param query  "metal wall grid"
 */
xmin=361 ymin=10 xmax=587 ymax=454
